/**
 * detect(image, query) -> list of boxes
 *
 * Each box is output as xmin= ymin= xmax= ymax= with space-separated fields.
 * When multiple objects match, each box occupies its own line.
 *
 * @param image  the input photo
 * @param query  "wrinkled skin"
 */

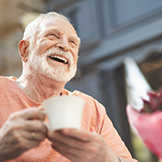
xmin=47 ymin=128 xmax=119 ymax=162
xmin=0 ymin=108 xmax=47 ymax=161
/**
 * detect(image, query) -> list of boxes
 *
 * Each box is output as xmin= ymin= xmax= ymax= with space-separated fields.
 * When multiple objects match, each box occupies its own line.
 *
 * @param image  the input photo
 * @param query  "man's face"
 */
xmin=27 ymin=17 xmax=80 ymax=83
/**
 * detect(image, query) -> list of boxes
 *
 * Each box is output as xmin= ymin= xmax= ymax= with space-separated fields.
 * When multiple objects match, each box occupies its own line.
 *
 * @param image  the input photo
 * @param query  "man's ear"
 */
xmin=18 ymin=40 xmax=30 ymax=62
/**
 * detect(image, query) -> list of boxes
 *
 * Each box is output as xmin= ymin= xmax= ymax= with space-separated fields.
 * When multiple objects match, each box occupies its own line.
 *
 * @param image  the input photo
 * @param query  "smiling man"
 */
xmin=0 ymin=12 xmax=138 ymax=162
xmin=23 ymin=16 xmax=79 ymax=84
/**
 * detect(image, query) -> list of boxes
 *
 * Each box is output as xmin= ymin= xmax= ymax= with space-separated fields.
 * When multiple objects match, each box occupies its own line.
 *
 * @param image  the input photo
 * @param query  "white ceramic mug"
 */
xmin=42 ymin=95 xmax=86 ymax=131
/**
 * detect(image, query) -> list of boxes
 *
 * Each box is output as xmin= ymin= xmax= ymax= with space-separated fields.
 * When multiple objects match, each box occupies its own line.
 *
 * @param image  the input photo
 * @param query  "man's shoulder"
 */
xmin=0 ymin=76 xmax=13 ymax=81
xmin=0 ymin=76 xmax=8 ymax=82
xmin=68 ymin=90 xmax=94 ymax=100
xmin=69 ymin=90 xmax=107 ymax=115
xmin=0 ymin=76 xmax=15 ymax=86
xmin=69 ymin=90 xmax=104 ymax=107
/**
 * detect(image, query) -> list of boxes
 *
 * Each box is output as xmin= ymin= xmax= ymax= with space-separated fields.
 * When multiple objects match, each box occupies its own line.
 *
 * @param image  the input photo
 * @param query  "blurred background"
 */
xmin=1 ymin=0 xmax=162 ymax=161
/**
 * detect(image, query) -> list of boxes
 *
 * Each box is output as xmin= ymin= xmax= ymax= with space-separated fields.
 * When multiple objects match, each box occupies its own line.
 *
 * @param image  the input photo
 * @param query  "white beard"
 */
xmin=28 ymin=47 xmax=77 ymax=82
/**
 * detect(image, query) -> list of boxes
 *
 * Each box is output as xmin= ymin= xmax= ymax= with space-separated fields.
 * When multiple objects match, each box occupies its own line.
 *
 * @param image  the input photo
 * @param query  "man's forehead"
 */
xmin=39 ymin=17 xmax=74 ymax=32
xmin=39 ymin=17 xmax=80 ymax=41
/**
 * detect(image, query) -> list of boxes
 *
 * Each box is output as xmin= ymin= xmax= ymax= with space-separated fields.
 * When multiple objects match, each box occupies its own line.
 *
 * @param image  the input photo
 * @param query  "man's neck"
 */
xmin=16 ymin=74 xmax=66 ymax=103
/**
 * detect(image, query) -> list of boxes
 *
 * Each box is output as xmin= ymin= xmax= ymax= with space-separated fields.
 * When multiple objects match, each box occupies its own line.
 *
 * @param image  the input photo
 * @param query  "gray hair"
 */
xmin=23 ymin=12 xmax=70 ymax=46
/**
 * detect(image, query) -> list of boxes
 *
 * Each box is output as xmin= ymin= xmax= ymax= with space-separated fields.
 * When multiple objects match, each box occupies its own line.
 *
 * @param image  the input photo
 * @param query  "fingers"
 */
xmin=61 ymin=128 xmax=98 ymax=142
xmin=22 ymin=107 xmax=45 ymax=121
xmin=51 ymin=140 xmax=80 ymax=161
xmin=49 ymin=131 xmax=86 ymax=162
xmin=47 ymin=129 xmax=99 ymax=151
xmin=0 ymin=106 xmax=48 ymax=161
xmin=8 ymin=108 xmax=47 ymax=133
xmin=47 ymin=129 xmax=102 ymax=156
xmin=2 ymin=126 xmax=46 ymax=144
xmin=11 ymin=112 xmax=48 ymax=140
xmin=0 ymin=128 xmax=45 ymax=161
xmin=10 ymin=136 xmax=41 ymax=151
xmin=48 ymin=130 xmax=86 ymax=149
xmin=48 ymin=129 xmax=107 ymax=162
xmin=47 ymin=129 xmax=114 ymax=162
xmin=18 ymin=129 xmax=46 ymax=141
xmin=10 ymin=107 xmax=45 ymax=121
xmin=23 ymin=120 xmax=47 ymax=133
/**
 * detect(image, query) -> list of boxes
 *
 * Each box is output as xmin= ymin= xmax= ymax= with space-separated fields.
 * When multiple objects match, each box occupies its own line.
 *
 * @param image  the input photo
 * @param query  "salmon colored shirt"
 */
xmin=0 ymin=76 xmax=137 ymax=162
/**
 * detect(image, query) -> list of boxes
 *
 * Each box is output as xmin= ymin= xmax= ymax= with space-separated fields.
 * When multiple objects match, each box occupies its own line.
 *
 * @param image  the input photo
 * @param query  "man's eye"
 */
xmin=70 ymin=40 xmax=76 ymax=45
xmin=50 ymin=34 xmax=59 ymax=39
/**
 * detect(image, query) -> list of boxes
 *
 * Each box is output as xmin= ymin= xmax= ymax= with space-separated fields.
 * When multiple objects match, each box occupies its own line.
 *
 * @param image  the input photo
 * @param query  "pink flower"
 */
xmin=127 ymin=105 xmax=162 ymax=158
xmin=126 ymin=89 xmax=162 ymax=158
xmin=140 ymin=89 xmax=162 ymax=113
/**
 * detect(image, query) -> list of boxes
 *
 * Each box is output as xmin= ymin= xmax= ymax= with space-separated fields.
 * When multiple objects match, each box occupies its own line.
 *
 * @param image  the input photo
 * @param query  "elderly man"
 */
xmin=0 ymin=12 xmax=138 ymax=162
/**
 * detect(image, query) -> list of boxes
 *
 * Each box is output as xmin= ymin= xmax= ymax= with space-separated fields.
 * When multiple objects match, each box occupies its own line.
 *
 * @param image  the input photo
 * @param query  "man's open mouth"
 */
xmin=49 ymin=55 xmax=68 ymax=64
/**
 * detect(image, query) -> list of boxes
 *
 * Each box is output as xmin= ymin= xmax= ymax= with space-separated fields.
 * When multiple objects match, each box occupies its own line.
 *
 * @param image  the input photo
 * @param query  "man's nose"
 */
xmin=57 ymin=38 xmax=69 ymax=51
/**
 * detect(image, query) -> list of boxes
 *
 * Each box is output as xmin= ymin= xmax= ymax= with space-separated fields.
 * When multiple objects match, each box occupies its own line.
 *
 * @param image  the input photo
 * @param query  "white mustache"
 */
xmin=44 ymin=47 xmax=73 ymax=64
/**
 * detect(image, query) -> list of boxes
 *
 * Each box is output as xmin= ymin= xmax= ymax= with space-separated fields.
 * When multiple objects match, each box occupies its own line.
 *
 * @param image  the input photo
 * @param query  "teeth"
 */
xmin=50 ymin=55 xmax=68 ymax=64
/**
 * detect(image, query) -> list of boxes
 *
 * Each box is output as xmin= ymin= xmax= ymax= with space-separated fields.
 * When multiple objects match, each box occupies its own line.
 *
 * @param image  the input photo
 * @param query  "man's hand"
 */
xmin=47 ymin=128 xmax=119 ymax=162
xmin=0 ymin=107 xmax=47 ymax=161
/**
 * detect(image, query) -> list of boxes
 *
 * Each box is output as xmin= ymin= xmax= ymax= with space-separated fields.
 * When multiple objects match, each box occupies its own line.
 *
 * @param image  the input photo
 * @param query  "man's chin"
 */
xmin=43 ymin=71 xmax=76 ymax=83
